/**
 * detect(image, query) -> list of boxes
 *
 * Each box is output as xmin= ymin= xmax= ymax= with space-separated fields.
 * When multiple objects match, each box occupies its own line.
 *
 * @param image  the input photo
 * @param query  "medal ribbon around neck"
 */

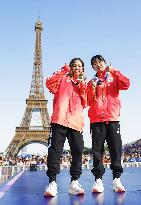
xmin=91 ymin=67 xmax=110 ymax=100
xmin=92 ymin=68 xmax=110 ymax=86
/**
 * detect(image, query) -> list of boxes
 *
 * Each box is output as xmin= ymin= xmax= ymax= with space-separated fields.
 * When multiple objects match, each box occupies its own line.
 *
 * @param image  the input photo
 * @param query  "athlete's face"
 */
xmin=71 ymin=60 xmax=83 ymax=77
xmin=92 ymin=58 xmax=106 ymax=72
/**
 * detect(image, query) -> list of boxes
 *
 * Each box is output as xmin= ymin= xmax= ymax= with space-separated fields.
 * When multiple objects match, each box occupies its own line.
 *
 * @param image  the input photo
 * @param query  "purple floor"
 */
xmin=0 ymin=168 xmax=141 ymax=205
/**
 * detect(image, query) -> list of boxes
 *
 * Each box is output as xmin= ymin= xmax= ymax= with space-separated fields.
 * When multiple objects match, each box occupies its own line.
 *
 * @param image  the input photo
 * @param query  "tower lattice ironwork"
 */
xmin=6 ymin=19 xmax=50 ymax=157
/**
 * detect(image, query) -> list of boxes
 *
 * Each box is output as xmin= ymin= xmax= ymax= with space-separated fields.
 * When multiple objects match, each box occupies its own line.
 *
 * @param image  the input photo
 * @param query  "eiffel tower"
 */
xmin=6 ymin=18 xmax=50 ymax=157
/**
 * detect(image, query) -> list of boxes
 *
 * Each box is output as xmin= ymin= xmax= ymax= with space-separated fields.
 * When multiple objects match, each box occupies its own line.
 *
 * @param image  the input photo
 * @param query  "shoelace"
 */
xmin=45 ymin=182 xmax=57 ymax=190
xmin=77 ymin=182 xmax=82 ymax=188
xmin=115 ymin=179 xmax=123 ymax=187
xmin=73 ymin=181 xmax=82 ymax=189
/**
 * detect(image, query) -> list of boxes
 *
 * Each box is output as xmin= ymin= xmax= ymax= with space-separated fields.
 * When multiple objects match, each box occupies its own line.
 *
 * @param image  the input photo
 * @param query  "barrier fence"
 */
xmin=0 ymin=162 xmax=141 ymax=185
xmin=0 ymin=166 xmax=23 ymax=185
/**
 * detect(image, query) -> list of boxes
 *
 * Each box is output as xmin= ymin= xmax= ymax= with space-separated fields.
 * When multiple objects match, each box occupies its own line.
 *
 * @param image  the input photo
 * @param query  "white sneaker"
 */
xmin=44 ymin=181 xmax=58 ymax=197
xmin=92 ymin=178 xmax=104 ymax=193
xmin=113 ymin=178 xmax=125 ymax=192
xmin=69 ymin=180 xmax=84 ymax=195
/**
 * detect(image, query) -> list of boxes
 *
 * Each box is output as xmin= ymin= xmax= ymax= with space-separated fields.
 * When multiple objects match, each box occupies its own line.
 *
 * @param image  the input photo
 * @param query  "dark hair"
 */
xmin=69 ymin=58 xmax=84 ymax=68
xmin=91 ymin=55 xmax=106 ymax=66
xmin=68 ymin=58 xmax=84 ymax=77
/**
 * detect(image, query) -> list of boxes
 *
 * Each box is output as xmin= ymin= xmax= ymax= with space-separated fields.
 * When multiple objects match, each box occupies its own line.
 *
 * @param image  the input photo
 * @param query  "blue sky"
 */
xmin=0 ymin=0 xmax=141 ymax=154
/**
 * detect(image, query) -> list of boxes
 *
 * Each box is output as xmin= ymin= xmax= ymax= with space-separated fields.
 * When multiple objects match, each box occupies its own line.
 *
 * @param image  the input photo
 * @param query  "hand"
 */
xmin=77 ymin=73 xmax=86 ymax=83
xmin=107 ymin=62 xmax=115 ymax=73
xmin=63 ymin=63 xmax=70 ymax=71
xmin=106 ymin=62 xmax=111 ymax=71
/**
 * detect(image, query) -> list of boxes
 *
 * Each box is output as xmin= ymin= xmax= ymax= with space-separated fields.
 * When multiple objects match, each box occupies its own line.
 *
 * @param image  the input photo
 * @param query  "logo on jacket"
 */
xmin=108 ymin=76 xmax=113 ymax=82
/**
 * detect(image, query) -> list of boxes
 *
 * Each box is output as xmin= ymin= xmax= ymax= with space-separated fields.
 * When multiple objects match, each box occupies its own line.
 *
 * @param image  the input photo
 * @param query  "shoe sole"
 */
xmin=69 ymin=192 xmax=84 ymax=195
xmin=44 ymin=192 xmax=57 ymax=197
xmin=69 ymin=189 xmax=85 ymax=195
xmin=92 ymin=188 xmax=104 ymax=193
xmin=113 ymin=189 xmax=125 ymax=193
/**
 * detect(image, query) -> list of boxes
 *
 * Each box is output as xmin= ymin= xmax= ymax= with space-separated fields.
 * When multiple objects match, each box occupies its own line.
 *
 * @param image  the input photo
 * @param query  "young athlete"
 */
xmin=44 ymin=58 xmax=87 ymax=197
xmin=87 ymin=55 xmax=130 ymax=193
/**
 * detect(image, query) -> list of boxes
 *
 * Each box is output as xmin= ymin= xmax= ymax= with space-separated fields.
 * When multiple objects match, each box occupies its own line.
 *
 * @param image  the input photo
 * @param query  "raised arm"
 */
xmin=46 ymin=64 xmax=69 ymax=94
xmin=110 ymin=67 xmax=130 ymax=90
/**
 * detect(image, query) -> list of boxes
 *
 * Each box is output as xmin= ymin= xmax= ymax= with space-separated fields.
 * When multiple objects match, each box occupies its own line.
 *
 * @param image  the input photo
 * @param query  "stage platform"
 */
xmin=0 ymin=167 xmax=141 ymax=205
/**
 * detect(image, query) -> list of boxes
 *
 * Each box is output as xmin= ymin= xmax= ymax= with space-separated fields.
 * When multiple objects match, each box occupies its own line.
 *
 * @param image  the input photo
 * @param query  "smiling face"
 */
xmin=70 ymin=59 xmax=84 ymax=78
xmin=92 ymin=58 xmax=106 ymax=72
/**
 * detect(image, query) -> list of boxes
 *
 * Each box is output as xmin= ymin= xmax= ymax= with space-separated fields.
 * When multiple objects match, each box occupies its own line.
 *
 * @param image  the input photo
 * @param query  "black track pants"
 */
xmin=91 ymin=121 xmax=123 ymax=180
xmin=47 ymin=124 xmax=84 ymax=182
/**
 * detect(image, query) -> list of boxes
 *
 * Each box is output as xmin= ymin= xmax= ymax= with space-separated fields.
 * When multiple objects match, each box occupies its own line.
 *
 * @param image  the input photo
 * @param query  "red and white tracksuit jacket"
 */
xmin=46 ymin=65 xmax=87 ymax=132
xmin=87 ymin=67 xmax=130 ymax=123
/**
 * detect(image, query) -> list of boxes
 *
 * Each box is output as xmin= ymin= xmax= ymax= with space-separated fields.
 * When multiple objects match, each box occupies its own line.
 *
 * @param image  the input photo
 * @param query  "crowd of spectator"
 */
xmin=1 ymin=152 xmax=140 ymax=185
xmin=1 ymin=152 xmax=141 ymax=168
xmin=0 ymin=138 xmax=141 ymax=168
xmin=0 ymin=155 xmax=47 ymax=167
xmin=123 ymin=140 xmax=141 ymax=155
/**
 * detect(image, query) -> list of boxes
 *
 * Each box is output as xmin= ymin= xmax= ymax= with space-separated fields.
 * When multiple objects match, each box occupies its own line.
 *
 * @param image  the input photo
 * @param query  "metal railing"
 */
xmin=1 ymin=162 xmax=141 ymax=185
xmin=0 ymin=166 xmax=23 ymax=185
xmin=82 ymin=162 xmax=141 ymax=169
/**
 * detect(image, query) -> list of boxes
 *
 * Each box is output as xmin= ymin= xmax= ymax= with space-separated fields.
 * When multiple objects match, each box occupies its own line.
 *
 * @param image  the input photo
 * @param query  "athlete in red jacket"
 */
xmin=87 ymin=55 xmax=130 ymax=193
xmin=44 ymin=58 xmax=87 ymax=197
